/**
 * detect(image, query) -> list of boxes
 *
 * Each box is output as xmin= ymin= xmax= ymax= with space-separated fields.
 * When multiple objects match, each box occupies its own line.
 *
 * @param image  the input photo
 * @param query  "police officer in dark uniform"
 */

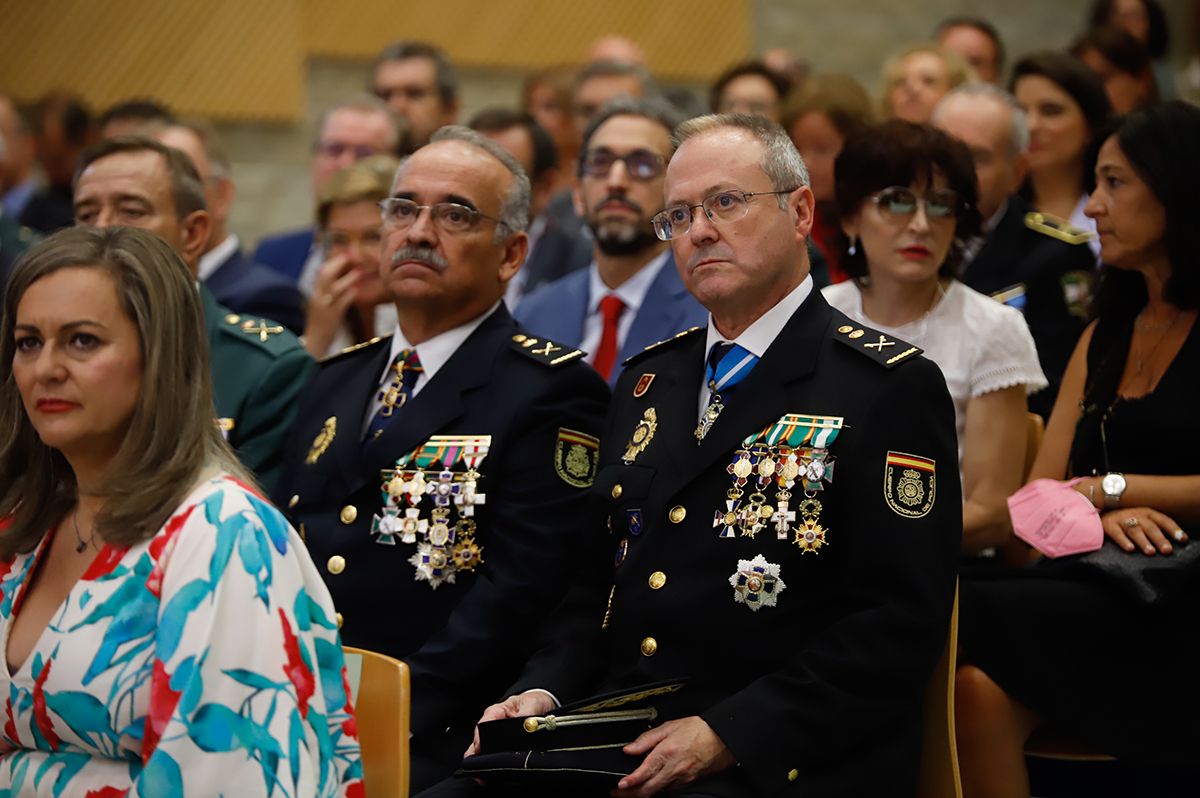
xmin=72 ymin=136 xmax=314 ymax=493
xmin=936 ymin=85 xmax=1095 ymax=418
xmin=448 ymin=115 xmax=961 ymax=798
xmin=274 ymin=127 xmax=608 ymax=793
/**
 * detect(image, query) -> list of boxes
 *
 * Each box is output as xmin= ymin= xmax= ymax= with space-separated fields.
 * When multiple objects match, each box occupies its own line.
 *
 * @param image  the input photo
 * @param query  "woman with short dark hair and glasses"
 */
xmin=823 ymin=120 xmax=1046 ymax=554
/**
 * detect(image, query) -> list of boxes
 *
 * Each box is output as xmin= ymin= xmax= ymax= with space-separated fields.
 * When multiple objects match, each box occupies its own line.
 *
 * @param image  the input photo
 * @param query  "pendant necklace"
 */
xmin=72 ymin=507 xmax=94 ymax=553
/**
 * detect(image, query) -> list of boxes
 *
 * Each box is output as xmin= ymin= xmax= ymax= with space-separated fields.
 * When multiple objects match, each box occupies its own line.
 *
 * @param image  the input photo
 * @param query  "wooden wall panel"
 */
xmin=302 ymin=0 xmax=749 ymax=82
xmin=0 ymin=0 xmax=304 ymax=122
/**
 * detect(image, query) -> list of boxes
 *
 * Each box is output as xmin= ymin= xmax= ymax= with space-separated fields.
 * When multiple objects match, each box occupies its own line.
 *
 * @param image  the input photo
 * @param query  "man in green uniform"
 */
xmin=72 ymin=136 xmax=314 ymax=492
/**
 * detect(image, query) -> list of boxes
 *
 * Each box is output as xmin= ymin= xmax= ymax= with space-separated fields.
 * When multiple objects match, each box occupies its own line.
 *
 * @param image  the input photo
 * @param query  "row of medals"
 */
xmin=372 ymin=466 xmax=486 ymax=589
xmin=716 ymin=441 xmax=835 ymax=553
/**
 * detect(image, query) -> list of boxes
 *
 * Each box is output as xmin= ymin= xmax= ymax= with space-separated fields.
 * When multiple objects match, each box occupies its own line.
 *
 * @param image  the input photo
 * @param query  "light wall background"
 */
xmin=1 ymin=0 xmax=1195 ymax=246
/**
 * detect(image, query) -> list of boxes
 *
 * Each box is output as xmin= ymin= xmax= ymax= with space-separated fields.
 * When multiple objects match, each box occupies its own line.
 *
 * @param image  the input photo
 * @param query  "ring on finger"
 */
xmin=1123 ymin=517 xmax=1140 ymax=529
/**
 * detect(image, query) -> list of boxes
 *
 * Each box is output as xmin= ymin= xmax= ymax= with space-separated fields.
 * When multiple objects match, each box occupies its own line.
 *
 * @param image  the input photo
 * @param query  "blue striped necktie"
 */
xmin=696 ymin=342 xmax=758 ymax=441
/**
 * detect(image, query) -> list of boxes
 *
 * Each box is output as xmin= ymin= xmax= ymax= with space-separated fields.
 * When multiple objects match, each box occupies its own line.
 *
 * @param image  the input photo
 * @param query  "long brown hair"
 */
xmin=0 ymin=226 xmax=252 ymax=555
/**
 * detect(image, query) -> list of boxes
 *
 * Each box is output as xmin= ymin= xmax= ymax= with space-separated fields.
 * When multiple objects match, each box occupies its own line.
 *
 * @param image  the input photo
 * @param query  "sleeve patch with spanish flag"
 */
xmin=884 ymin=451 xmax=936 ymax=517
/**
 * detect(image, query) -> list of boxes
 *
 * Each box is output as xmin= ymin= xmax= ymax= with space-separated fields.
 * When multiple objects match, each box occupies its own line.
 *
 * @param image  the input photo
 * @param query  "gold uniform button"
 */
xmin=288 ymin=494 xmax=300 ymax=509
xmin=787 ymin=768 xmax=799 ymax=782
xmin=648 ymin=571 xmax=667 ymax=590
xmin=837 ymin=325 xmax=853 ymax=334
xmin=668 ymin=505 xmax=686 ymax=524
xmin=335 ymin=612 xmax=344 ymax=629
xmin=327 ymin=555 xmax=346 ymax=575
xmin=225 ymin=313 xmax=241 ymax=324
xmin=611 ymin=484 xmax=623 ymax=499
xmin=640 ymin=636 xmax=658 ymax=656
xmin=340 ymin=505 xmax=358 ymax=524
xmin=848 ymin=329 xmax=865 ymax=339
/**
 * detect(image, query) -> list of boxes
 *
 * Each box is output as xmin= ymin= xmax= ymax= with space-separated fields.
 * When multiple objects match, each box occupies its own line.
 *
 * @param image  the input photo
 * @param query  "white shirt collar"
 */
xmin=585 ymin=249 xmax=671 ymax=317
xmin=380 ymin=301 xmax=503 ymax=389
xmin=703 ymin=274 xmax=814 ymax=360
xmin=197 ymin=234 xmax=240 ymax=283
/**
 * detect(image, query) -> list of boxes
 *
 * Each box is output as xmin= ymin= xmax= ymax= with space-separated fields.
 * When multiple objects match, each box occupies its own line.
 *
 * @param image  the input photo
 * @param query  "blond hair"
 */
xmin=316 ymin=154 xmax=401 ymax=230
xmin=880 ymin=44 xmax=976 ymax=117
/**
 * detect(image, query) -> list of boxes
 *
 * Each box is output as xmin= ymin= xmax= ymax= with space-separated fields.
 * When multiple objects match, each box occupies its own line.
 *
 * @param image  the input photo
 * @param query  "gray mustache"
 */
xmin=391 ymin=246 xmax=449 ymax=270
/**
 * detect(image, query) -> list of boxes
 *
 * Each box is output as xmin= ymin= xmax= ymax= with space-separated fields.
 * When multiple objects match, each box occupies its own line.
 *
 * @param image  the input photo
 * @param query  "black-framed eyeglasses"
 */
xmin=580 ymin=148 xmax=666 ymax=181
xmin=378 ymin=197 xmax=501 ymax=234
xmin=651 ymin=188 xmax=797 ymax=241
xmin=870 ymin=186 xmax=963 ymax=223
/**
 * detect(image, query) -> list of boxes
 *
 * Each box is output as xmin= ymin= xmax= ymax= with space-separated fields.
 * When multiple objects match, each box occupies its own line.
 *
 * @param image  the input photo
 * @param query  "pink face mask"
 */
xmin=1008 ymin=477 xmax=1104 ymax=558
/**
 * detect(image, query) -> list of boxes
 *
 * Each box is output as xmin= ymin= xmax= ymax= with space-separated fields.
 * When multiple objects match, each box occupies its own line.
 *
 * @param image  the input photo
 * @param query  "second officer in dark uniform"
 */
xmin=454 ymin=115 xmax=961 ymax=798
xmin=275 ymin=127 xmax=608 ymax=792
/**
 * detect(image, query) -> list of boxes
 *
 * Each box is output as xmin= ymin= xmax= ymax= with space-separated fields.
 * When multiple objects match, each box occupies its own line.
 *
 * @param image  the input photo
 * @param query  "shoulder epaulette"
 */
xmin=622 ymin=326 xmax=704 ymax=366
xmin=319 ymin=335 xmax=389 ymax=364
xmin=832 ymin=321 xmax=922 ymax=368
xmin=510 ymin=333 xmax=585 ymax=366
xmin=219 ymin=313 xmax=303 ymax=353
xmin=1024 ymin=211 xmax=1096 ymax=246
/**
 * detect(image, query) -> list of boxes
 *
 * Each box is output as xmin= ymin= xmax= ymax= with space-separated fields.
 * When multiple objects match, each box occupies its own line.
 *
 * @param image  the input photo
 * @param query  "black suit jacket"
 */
xmin=515 ymin=291 xmax=961 ymax=797
xmin=962 ymin=196 xmax=1095 ymax=417
xmin=275 ymin=306 xmax=609 ymax=755
xmin=206 ymin=247 xmax=307 ymax=335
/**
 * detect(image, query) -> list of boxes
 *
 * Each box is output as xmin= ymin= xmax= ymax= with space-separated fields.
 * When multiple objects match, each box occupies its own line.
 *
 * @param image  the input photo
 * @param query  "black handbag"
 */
xmin=1039 ymin=536 xmax=1200 ymax=605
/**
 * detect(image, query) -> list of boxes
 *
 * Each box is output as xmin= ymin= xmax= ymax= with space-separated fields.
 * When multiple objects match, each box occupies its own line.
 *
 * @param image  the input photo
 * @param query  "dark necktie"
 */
xmin=364 ymin=348 xmax=423 ymax=443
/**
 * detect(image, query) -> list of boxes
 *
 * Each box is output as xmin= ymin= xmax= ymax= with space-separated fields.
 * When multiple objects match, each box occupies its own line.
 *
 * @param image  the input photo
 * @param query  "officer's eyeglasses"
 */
xmin=378 ymin=198 xmax=501 ymax=234
xmin=580 ymin=148 xmax=665 ymax=181
xmin=871 ymin=186 xmax=963 ymax=223
xmin=651 ymin=188 xmax=797 ymax=241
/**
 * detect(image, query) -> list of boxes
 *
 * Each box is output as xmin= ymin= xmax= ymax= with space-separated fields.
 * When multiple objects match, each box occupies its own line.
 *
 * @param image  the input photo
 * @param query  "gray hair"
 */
xmin=314 ymin=95 xmax=403 ymax=152
xmin=575 ymin=59 xmax=656 ymax=94
xmin=674 ymin=113 xmax=809 ymax=207
xmin=933 ymin=83 xmax=1030 ymax=157
xmin=420 ymin=125 xmax=531 ymax=241
xmin=579 ymin=96 xmax=685 ymax=172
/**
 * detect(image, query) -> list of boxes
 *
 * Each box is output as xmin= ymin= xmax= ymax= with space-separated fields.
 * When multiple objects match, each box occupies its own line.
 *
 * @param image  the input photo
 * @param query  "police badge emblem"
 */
xmin=623 ymin=408 xmax=658 ymax=464
xmin=884 ymin=451 xmax=937 ymax=518
xmin=305 ymin=416 xmax=337 ymax=464
xmin=555 ymin=428 xmax=600 ymax=487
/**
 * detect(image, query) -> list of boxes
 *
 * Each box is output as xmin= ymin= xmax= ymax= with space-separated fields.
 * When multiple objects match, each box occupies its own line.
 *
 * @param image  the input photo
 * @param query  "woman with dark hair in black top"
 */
xmin=955 ymin=100 xmax=1200 ymax=798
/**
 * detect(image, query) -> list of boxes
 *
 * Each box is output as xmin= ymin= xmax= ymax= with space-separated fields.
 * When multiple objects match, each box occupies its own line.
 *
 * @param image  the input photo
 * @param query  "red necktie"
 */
xmin=592 ymin=294 xmax=626 ymax=380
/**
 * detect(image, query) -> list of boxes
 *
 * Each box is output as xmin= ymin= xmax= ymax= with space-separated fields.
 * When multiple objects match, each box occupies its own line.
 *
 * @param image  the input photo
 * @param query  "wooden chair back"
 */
xmin=344 ymin=646 xmax=411 ymax=798
xmin=916 ymin=582 xmax=962 ymax=798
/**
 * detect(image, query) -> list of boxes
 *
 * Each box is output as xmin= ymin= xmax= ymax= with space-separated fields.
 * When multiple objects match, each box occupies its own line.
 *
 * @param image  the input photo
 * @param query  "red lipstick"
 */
xmin=35 ymin=399 xmax=78 ymax=413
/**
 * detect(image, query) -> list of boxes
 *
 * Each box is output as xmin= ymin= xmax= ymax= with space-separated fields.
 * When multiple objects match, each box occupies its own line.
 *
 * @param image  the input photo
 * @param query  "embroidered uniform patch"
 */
xmin=555 ymin=428 xmax=600 ymax=487
xmin=884 ymin=451 xmax=937 ymax=518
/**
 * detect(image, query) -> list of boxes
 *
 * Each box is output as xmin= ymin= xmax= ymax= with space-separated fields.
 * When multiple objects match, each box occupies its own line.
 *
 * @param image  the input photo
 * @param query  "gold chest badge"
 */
xmin=306 ymin=417 xmax=337 ymax=464
xmin=622 ymin=408 xmax=658 ymax=464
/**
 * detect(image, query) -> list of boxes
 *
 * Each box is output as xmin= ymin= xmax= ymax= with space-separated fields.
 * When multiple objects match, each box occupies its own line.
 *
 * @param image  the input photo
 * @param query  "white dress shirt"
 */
xmin=360 ymin=302 xmax=502 ymax=436
xmin=197 ymin=234 xmax=240 ymax=282
xmin=579 ymin=250 xmax=671 ymax=362
xmin=697 ymin=275 xmax=814 ymax=420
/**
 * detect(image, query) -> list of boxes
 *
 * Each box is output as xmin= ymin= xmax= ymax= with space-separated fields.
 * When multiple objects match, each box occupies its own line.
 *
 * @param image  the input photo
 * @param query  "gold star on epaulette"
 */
xmin=832 ymin=322 xmax=922 ymax=368
xmin=511 ymin=334 xmax=584 ymax=366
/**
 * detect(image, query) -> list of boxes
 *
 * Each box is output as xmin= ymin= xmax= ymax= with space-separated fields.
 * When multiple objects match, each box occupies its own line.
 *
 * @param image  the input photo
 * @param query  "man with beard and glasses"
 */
xmin=273 ymin=126 xmax=608 ymax=794
xmin=516 ymin=98 xmax=707 ymax=386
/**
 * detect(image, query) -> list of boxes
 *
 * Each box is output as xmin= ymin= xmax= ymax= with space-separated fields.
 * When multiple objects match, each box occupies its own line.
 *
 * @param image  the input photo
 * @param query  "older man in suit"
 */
xmin=154 ymin=120 xmax=306 ymax=334
xmin=515 ymin=98 xmax=707 ymax=386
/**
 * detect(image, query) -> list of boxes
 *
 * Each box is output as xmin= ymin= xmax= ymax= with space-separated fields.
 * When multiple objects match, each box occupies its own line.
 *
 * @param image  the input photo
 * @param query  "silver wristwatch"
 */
xmin=1101 ymin=472 xmax=1127 ymax=508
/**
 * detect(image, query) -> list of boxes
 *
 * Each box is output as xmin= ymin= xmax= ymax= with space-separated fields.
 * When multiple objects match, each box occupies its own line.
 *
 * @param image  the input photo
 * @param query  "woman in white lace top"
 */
xmin=823 ymin=120 xmax=1047 ymax=554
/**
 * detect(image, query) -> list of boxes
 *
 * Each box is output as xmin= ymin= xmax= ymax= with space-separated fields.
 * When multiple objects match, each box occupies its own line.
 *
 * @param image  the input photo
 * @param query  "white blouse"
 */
xmin=823 ymin=280 xmax=1048 ymax=468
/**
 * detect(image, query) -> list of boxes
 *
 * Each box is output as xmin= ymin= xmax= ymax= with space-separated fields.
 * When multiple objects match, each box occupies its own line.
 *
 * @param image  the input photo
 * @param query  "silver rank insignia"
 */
xmin=729 ymin=554 xmax=786 ymax=611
